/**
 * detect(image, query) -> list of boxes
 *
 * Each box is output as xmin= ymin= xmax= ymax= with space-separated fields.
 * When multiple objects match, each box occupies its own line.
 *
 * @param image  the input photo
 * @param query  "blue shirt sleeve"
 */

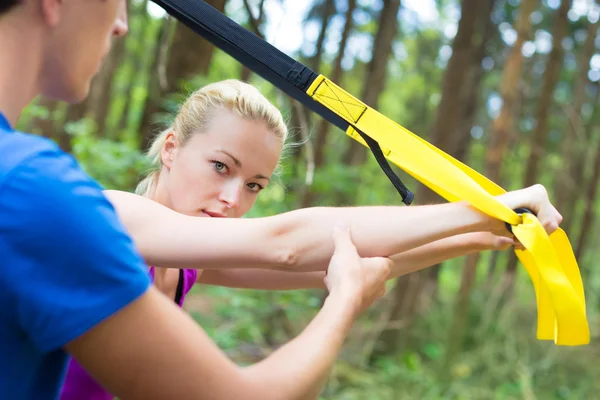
xmin=0 ymin=147 xmax=151 ymax=352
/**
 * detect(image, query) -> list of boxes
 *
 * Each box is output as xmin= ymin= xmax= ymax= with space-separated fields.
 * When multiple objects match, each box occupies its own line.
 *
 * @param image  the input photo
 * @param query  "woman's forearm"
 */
xmin=268 ymin=203 xmax=495 ymax=273
xmin=197 ymin=233 xmax=509 ymax=291
xmin=198 ymin=269 xmax=326 ymax=290
xmin=388 ymin=232 xmax=510 ymax=278
xmin=105 ymin=190 xmax=498 ymax=272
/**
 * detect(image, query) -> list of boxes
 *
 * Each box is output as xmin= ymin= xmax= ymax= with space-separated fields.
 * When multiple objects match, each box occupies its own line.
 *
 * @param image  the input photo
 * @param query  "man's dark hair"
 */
xmin=0 ymin=0 xmax=21 ymax=15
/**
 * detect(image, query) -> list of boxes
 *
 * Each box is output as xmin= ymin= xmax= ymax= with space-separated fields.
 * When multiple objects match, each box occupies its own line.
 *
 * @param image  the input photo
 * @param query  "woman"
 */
xmin=106 ymin=79 xmax=557 ymax=284
xmin=60 ymin=79 xmax=561 ymax=399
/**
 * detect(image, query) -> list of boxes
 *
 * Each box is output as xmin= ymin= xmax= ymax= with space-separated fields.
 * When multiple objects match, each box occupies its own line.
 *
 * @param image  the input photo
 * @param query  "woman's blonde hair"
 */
xmin=136 ymin=79 xmax=289 ymax=197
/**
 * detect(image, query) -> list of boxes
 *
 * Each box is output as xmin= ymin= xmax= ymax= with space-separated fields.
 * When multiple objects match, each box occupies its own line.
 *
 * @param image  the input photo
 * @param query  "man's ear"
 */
xmin=160 ymin=132 xmax=178 ymax=170
xmin=40 ymin=0 xmax=63 ymax=26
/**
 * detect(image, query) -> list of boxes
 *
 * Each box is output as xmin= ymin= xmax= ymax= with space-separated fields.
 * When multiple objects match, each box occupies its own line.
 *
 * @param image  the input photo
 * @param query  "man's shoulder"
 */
xmin=0 ymin=130 xmax=64 ymax=178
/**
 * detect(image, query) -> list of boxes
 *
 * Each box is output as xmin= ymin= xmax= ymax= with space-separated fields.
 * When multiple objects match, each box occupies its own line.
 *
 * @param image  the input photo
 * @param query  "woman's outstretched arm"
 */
xmin=196 ymin=232 xmax=513 ymax=290
xmin=104 ymin=184 xmax=559 ymax=273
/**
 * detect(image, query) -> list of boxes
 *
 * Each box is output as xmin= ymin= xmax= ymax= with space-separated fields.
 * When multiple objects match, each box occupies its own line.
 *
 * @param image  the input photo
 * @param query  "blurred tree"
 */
xmin=343 ymin=0 xmax=402 ymax=166
xmin=556 ymin=15 xmax=599 ymax=233
xmin=139 ymin=0 xmax=228 ymax=151
xmin=300 ymin=0 xmax=358 ymax=208
xmin=240 ymin=0 xmax=267 ymax=81
xmin=523 ymin=0 xmax=572 ymax=188
xmin=288 ymin=0 xmax=337 ymax=178
xmin=503 ymin=0 xmax=572 ymax=305
xmin=306 ymin=0 xmax=337 ymax=72
xmin=371 ymin=0 xmax=497 ymax=359
xmin=576 ymin=83 xmax=600 ymax=260
xmin=446 ymin=0 xmax=537 ymax=370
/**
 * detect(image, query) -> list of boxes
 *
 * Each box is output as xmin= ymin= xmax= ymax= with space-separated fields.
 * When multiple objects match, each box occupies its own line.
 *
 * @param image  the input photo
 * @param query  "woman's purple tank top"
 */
xmin=59 ymin=267 xmax=198 ymax=400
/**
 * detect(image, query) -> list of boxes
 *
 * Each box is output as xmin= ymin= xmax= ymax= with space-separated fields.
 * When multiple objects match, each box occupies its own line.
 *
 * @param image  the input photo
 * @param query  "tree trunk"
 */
xmin=523 ymin=0 xmax=571 ymax=187
xmin=555 ymin=16 xmax=599 ymax=233
xmin=371 ymin=0 xmax=495 ymax=358
xmin=139 ymin=0 xmax=227 ymax=151
xmin=447 ymin=0 xmax=536 ymax=370
xmin=117 ymin=0 xmax=154 ymax=133
xmin=443 ymin=251 xmax=478 ymax=375
xmin=423 ymin=0 xmax=498 ymax=299
xmin=504 ymin=0 xmax=571 ymax=291
xmin=300 ymin=0 xmax=356 ymax=208
xmin=575 ymin=86 xmax=600 ymax=261
xmin=343 ymin=0 xmax=401 ymax=166
xmin=240 ymin=0 xmax=266 ymax=81
xmin=485 ymin=0 xmax=536 ymax=185
xmin=309 ymin=0 xmax=337 ymax=72
xmin=426 ymin=0 xmax=485 ymax=162
xmin=298 ymin=0 xmax=337 ymax=132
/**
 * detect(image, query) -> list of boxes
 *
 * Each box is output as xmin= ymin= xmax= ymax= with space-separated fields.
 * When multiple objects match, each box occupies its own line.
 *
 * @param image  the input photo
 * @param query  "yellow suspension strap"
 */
xmin=307 ymin=75 xmax=589 ymax=346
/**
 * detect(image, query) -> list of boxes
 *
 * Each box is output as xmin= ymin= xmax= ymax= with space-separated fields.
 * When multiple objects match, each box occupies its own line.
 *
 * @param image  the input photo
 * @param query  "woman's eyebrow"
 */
xmin=255 ymin=174 xmax=270 ymax=182
xmin=216 ymin=149 xmax=241 ymax=167
xmin=217 ymin=149 xmax=270 ymax=181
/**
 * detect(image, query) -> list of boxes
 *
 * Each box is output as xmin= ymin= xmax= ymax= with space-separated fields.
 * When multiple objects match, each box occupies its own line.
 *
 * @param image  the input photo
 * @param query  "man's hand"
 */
xmin=324 ymin=226 xmax=391 ymax=316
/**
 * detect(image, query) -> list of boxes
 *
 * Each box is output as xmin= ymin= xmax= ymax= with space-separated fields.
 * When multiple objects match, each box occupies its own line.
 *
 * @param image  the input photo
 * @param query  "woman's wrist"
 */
xmin=451 ymin=201 xmax=504 ymax=234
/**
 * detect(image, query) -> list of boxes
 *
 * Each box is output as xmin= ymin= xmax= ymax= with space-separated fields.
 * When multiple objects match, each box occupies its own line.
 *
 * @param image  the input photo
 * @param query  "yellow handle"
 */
xmin=307 ymin=75 xmax=589 ymax=345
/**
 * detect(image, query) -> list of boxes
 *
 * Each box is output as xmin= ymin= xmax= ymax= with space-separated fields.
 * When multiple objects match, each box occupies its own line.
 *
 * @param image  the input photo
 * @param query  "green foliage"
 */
xmin=68 ymin=119 xmax=151 ymax=191
xmin=190 ymin=276 xmax=600 ymax=399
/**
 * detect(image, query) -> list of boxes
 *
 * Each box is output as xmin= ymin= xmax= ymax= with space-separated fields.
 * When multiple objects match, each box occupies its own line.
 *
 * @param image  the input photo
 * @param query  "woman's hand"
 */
xmin=494 ymin=184 xmax=563 ymax=236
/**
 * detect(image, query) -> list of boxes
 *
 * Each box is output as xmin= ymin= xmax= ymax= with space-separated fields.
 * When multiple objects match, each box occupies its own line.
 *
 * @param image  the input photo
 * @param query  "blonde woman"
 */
xmin=106 ymin=79 xmax=559 ymax=285
xmin=61 ymin=79 xmax=561 ymax=399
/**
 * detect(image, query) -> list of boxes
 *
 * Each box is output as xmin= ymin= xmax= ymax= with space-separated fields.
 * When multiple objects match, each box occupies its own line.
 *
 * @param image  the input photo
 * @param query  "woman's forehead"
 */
xmin=186 ymin=118 xmax=282 ymax=170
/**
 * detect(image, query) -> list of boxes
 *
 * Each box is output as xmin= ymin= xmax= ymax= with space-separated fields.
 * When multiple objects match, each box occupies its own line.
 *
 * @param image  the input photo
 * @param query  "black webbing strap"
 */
xmin=355 ymin=130 xmax=414 ymax=204
xmin=150 ymin=0 xmax=414 ymax=205
xmin=174 ymin=268 xmax=184 ymax=305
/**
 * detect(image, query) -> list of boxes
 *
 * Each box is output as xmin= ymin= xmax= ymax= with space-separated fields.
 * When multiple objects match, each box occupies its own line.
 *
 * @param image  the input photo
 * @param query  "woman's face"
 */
xmin=158 ymin=108 xmax=283 ymax=218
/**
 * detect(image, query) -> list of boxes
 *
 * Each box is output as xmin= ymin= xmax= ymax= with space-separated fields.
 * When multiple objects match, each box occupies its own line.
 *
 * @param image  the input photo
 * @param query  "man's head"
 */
xmin=1 ymin=0 xmax=129 ymax=103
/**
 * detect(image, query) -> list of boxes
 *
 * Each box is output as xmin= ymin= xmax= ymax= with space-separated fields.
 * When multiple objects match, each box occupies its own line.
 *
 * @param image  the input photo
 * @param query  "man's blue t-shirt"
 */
xmin=0 ymin=112 xmax=151 ymax=399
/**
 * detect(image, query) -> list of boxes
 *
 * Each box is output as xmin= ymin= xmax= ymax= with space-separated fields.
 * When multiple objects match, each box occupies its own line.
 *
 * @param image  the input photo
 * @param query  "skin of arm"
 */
xmin=104 ymin=189 xmax=500 ymax=273
xmin=64 ymin=286 xmax=361 ymax=400
xmin=197 ymin=232 xmax=511 ymax=290
xmin=65 ymin=225 xmax=391 ymax=400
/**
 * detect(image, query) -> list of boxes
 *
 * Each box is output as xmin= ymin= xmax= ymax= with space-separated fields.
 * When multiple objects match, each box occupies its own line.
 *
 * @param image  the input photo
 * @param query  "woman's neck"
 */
xmin=149 ymin=172 xmax=173 ymax=210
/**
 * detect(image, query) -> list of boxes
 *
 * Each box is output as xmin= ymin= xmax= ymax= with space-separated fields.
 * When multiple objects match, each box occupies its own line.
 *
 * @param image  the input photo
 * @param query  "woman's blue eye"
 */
xmin=213 ymin=161 xmax=226 ymax=172
xmin=247 ymin=182 xmax=264 ymax=192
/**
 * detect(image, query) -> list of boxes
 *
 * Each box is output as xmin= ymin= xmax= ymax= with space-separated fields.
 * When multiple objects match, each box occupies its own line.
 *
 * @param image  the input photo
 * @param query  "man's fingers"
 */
xmin=332 ymin=225 xmax=357 ymax=253
xmin=362 ymin=257 xmax=391 ymax=269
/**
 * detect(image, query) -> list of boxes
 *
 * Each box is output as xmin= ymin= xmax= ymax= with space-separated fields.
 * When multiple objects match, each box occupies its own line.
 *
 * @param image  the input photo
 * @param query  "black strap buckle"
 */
xmin=505 ymin=207 xmax=535 ymax=234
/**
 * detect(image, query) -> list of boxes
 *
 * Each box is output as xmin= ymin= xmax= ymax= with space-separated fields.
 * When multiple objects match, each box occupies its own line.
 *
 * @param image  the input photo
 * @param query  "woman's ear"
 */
xmin=160 ymin=132 xmax=178 ymax=170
